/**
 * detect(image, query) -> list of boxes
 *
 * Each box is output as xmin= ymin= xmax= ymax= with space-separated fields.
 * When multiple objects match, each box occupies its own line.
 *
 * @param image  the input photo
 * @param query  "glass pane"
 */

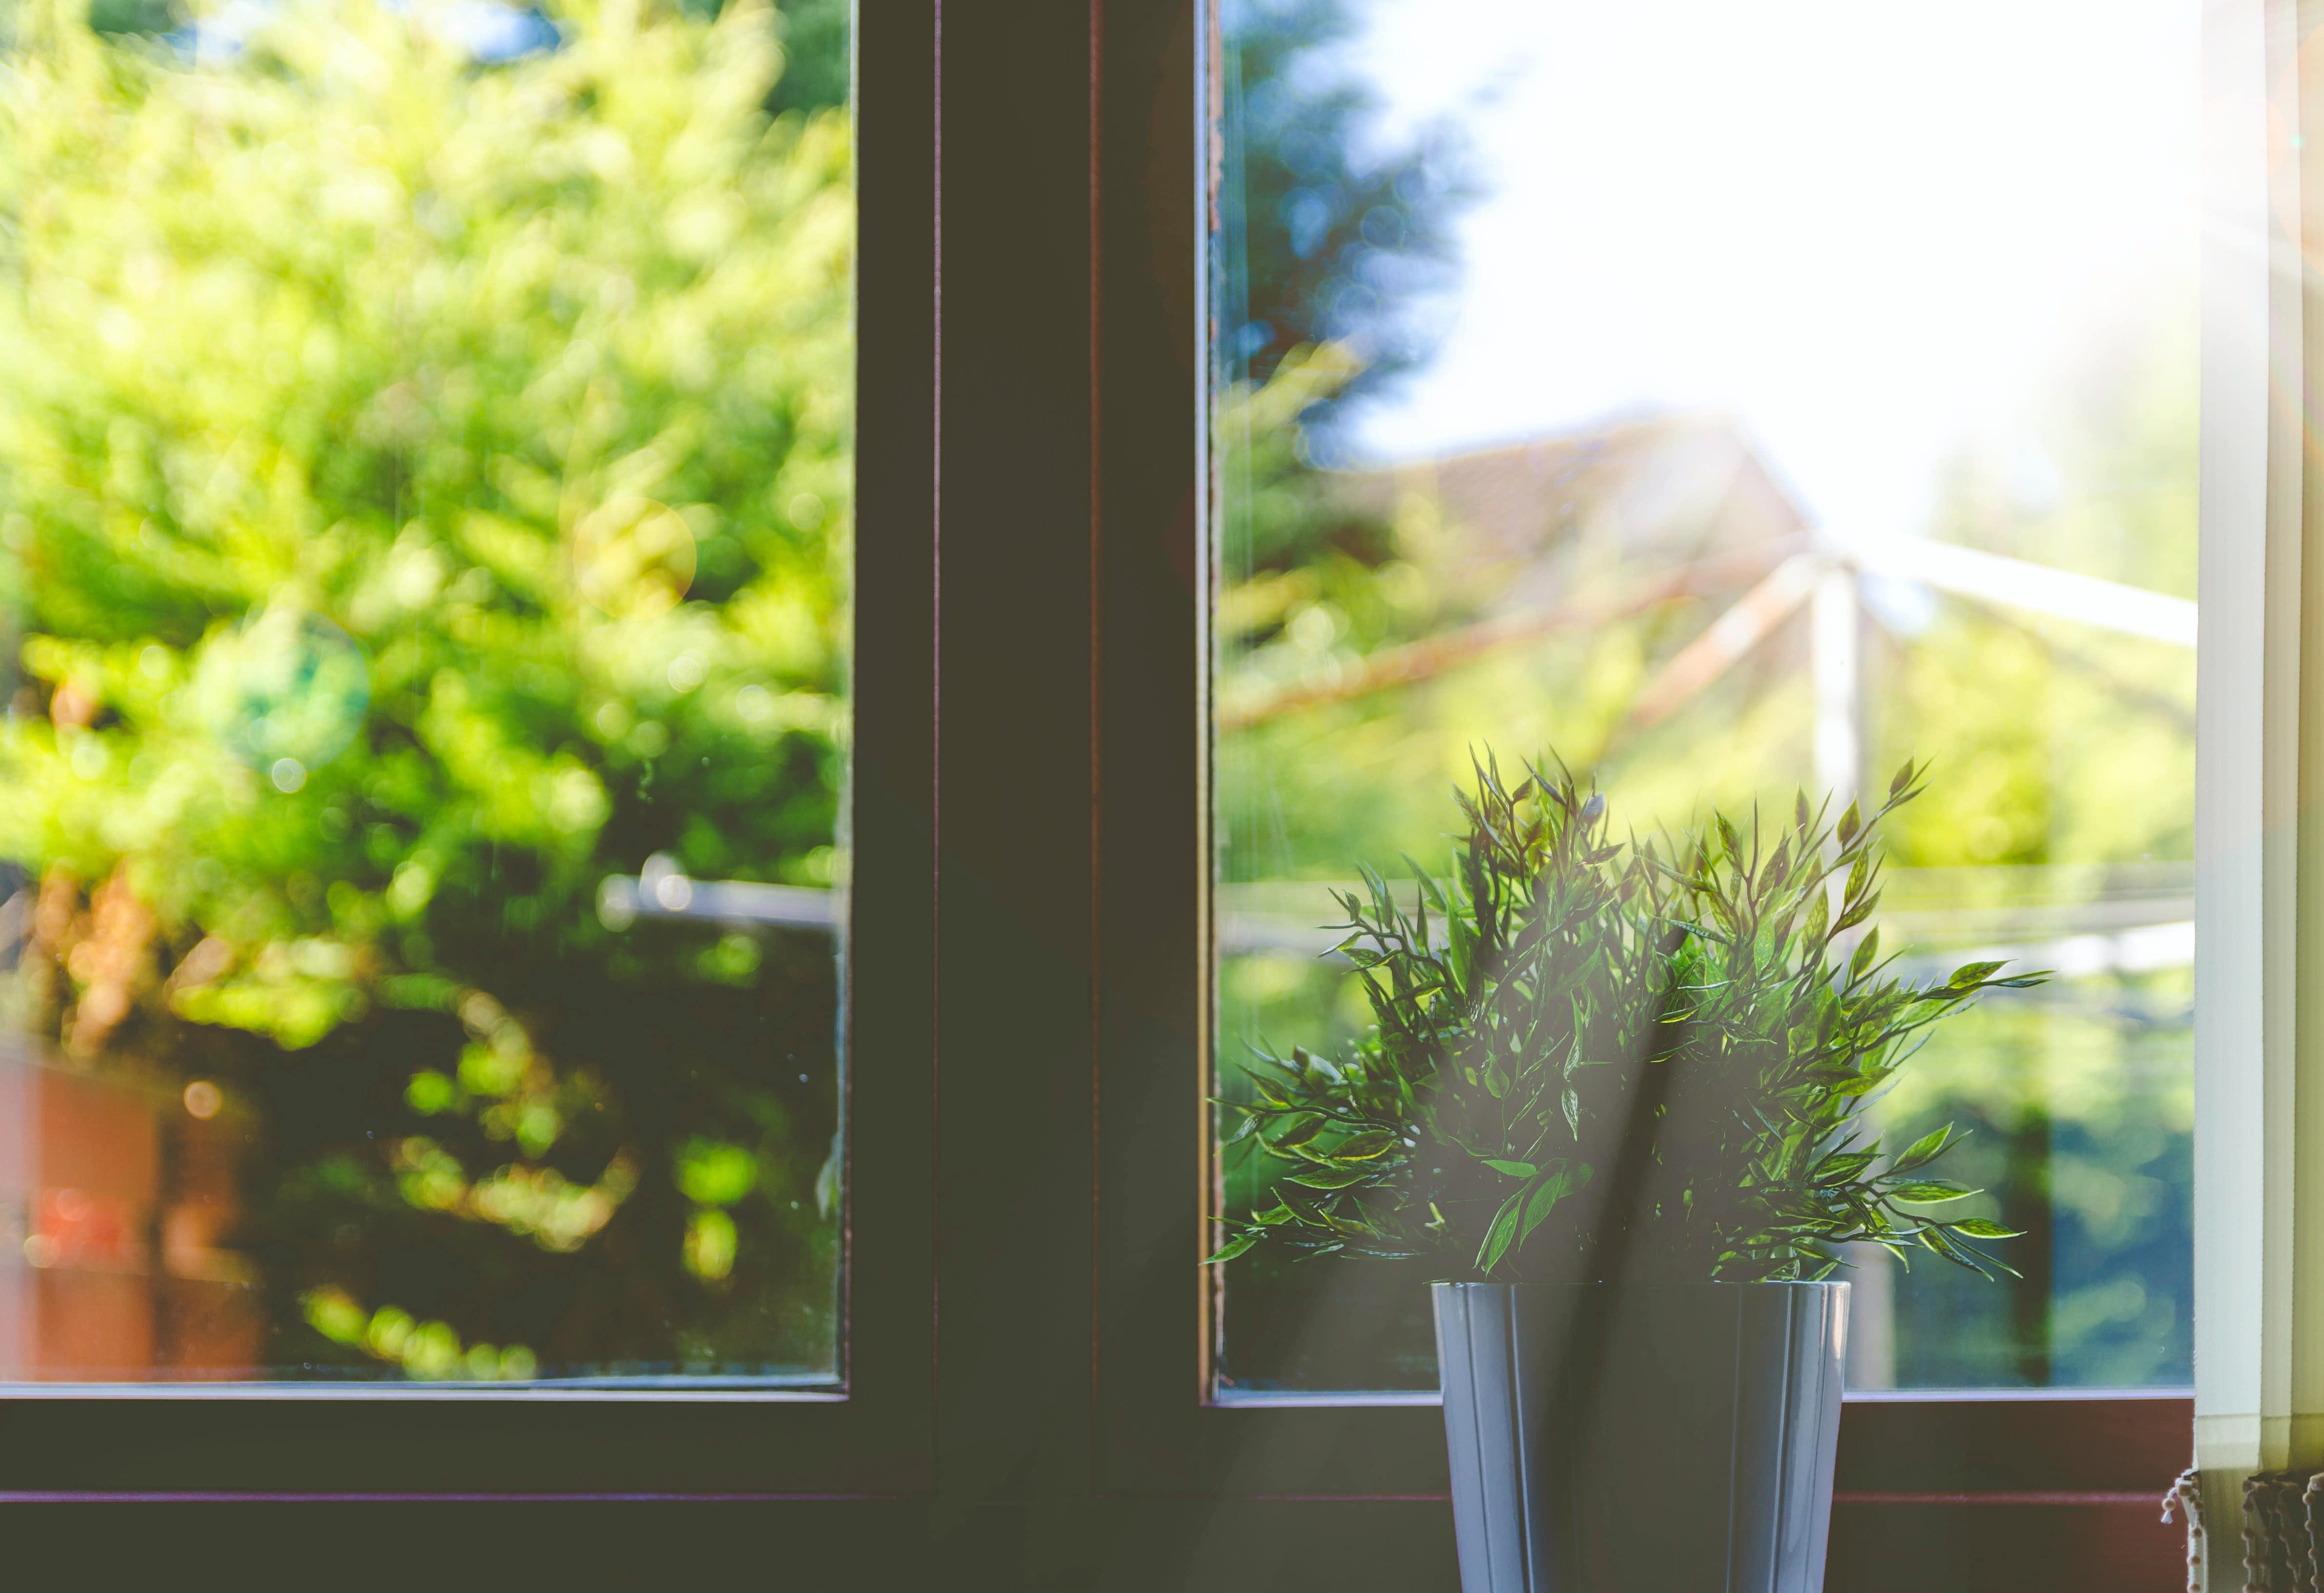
xmin=1211 ymin=0 xmax=2195 ymax=1393
xmin=0 ymin=0 xmax=852 ymax=1384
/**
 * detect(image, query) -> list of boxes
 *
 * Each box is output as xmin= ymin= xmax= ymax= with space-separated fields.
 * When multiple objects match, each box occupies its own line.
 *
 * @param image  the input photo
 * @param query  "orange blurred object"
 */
xmin=0 ymin=1040 xmax=262 ymax=1380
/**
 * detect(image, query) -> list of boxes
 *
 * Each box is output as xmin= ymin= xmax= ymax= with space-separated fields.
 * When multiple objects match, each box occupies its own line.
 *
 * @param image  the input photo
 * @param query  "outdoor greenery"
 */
xmin=0 ymin=0 xmax=2196 ymax=1396
xmin=1217 ymin=0 xmax=1471 ymax=450
xmin=1209 ymin=756 xmax=2040 ymax=1285
xmin=0 ymin=0 xmax=852 ymax=1376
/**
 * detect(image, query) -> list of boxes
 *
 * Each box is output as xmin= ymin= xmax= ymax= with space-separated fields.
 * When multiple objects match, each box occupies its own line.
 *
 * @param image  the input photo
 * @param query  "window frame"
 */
xmin=0 ymin=0 xmax=938 ymax=1500
xmin=1090 ymin=1 xmax=2195 ymax=1586
xmin=0 ymin=2 xmax=2203 ymax=1584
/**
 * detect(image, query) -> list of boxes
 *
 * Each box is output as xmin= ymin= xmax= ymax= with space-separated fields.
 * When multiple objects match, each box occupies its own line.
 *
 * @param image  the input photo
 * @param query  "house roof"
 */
xmin=1328 ymin=412 xmax=1813 ymax=614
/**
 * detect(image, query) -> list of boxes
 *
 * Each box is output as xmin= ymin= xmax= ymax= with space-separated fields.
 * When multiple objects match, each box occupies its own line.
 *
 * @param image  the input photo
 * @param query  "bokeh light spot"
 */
xmin=572 ymin=495 xmax=696 ymax=617
xmin=200 ymin=606 xmax=370 ymax=775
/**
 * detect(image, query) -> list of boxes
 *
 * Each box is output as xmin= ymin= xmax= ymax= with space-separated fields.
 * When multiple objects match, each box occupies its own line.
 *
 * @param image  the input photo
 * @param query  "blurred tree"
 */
xmin=1220 ymin=0 xmax=1470 ymax=455
xmin=0 ymin=0 xmax=853 ymax=1377
xmin=765 ymin=0 xmax=845 ymax=118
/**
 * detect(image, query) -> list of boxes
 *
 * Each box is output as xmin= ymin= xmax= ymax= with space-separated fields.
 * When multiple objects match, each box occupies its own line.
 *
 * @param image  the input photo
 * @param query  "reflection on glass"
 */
xmin=0 ymin=0 xmax=853 ymax=1382
xmin=1212 ymin=0 xmax=2195 ymax=1393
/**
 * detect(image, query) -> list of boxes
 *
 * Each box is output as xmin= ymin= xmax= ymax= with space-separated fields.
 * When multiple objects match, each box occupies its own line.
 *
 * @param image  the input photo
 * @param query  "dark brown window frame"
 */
xmin=1089 ymin=3 xmax=2194 ymax=1589
xmin=0 ymin=5 xmax=2193 ymax=1587
xmin=0 ymin=0 xmax=939 ymax=1505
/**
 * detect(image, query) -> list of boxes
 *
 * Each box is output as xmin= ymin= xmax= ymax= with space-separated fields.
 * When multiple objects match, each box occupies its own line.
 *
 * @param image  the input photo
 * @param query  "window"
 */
xmin=0 ymin=0 xmax=930 ymax=1499
xmin=0 ymin=2 xmax=2227 ymax=1586
xmin=1208 ymin=0 xmax=2201 ymax=1401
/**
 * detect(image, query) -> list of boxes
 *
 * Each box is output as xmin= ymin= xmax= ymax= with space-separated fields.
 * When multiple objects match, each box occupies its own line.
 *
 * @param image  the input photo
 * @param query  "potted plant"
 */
xmin=1208 ymin=755 xmax=2038 ymax=1593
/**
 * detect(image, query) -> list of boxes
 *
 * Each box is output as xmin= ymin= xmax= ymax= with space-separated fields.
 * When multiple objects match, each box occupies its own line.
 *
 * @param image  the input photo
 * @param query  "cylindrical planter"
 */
xmin=1434 ymin=1280 xmax=1847 ymax=1593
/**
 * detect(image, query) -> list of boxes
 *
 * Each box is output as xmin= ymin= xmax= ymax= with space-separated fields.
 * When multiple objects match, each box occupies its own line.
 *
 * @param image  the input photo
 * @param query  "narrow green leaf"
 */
xmin=1890 ymin=1124 xmax=1955 ymax=1174
xmin=1950 ymin=1217 xmax=2023 ymax=1239
xmin=1848 ymin=928 xmax=1879 ymax=982
xmin=1480 ymin=1158 xmax=1538 ymax=1179
xmin=1918 ymin=1225 xmax=1970 ymax=1265
xmin=1519 ymin=1171 xmax=1573 ymax=1241
xmin=1843 ymin=849 xmax=1869 ymax=903
xmin=1271 ymin=1115 xmax=1326 ymax=1150
xmin=1814 ymin=1152 xmax=1876 ymax=1185
xmin=1886 ymin=1180 xmax=1973 ymax=1204
xmin=1287 ymin=1166 xmax=1373 ymax=1190
xmin=1201 ymin=1234 xmax=1258 ymax=1265
xmin=1331 ymin=1130 xmax=1400 ymax=1161
xmin=1475 ymin=1190 xmax=1524 ymax=1274
xmin=1762 ymin=836 xmax=1792 ymax=892
xmin=1279 ymin=1191 xmax=1328 ymax=1226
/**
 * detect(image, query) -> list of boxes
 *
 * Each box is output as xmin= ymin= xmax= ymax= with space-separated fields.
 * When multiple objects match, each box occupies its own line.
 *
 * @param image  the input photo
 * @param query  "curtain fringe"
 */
xmin=2210 ymin=1469 xmax=2324 ymax=1592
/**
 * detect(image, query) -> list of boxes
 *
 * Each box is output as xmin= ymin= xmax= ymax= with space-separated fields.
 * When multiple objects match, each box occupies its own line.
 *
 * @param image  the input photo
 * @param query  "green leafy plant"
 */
xmin=1208 ymin=754 xmax=2043 ymax=1284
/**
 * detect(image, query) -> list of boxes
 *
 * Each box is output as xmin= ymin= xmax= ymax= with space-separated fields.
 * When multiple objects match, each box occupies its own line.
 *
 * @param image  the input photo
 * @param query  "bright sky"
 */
xmin=1338 ymin=0 xmax=2201 ymax=548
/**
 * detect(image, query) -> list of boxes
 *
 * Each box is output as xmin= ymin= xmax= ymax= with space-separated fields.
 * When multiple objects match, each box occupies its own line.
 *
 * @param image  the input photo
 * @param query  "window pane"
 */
xmin=1211 ymin=0 xmax=2195 ymax=1393
xmin=0 ymin=0 xmax=852 ymax=1384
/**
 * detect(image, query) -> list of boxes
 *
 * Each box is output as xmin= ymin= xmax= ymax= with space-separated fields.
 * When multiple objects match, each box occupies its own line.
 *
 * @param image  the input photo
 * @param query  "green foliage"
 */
xmin=1215 ymin=344 xmax=1451 ymax=655
xmin=1219 ymin=0 xmax=1472 ymax=439
xmin=1210 ymin=755 xmax=2044 ymax=1284
xmin=764 ymin=0 xmax=847 ymax=119
xmin=0 ymin=0 xmax=852 ymax=1373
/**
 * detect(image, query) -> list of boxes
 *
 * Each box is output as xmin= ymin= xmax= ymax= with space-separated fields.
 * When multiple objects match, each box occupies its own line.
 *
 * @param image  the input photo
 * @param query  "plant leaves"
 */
xmin=1330 ymin=1130 xmax=1400 ymax=1161
xmin=1200 ymin=1234 xmax=1257 ymax=1265
xmin=1519 ymin=1171 xmax=1573 ymax=1241
xmin=1287 ymin=1166 xmax=1373 ymax=1190
xmin=1890 ymin=1124 xmax=1956 ymax=1175
xmin=1475 ymin=1189 xmax=1524 ymax=1274
xmin=1950 ymin=1218 xmax=2024 ymax=1239
xmin=1815 ymin=1151 xmax=1877 ymax=1185
xmin=1848 ymin=927 xmax=1879 ymax=983
xmin=1886 ymin=1180 xmax=1973 ymax=1204
xmin=1270 ymin=1114 xmax=1326 ymax=1149
xmin=1198 ymin=756 xmax=2025 ymax=1287
xmin=1278 ymin=1191 xmax=1328 ymax=1227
